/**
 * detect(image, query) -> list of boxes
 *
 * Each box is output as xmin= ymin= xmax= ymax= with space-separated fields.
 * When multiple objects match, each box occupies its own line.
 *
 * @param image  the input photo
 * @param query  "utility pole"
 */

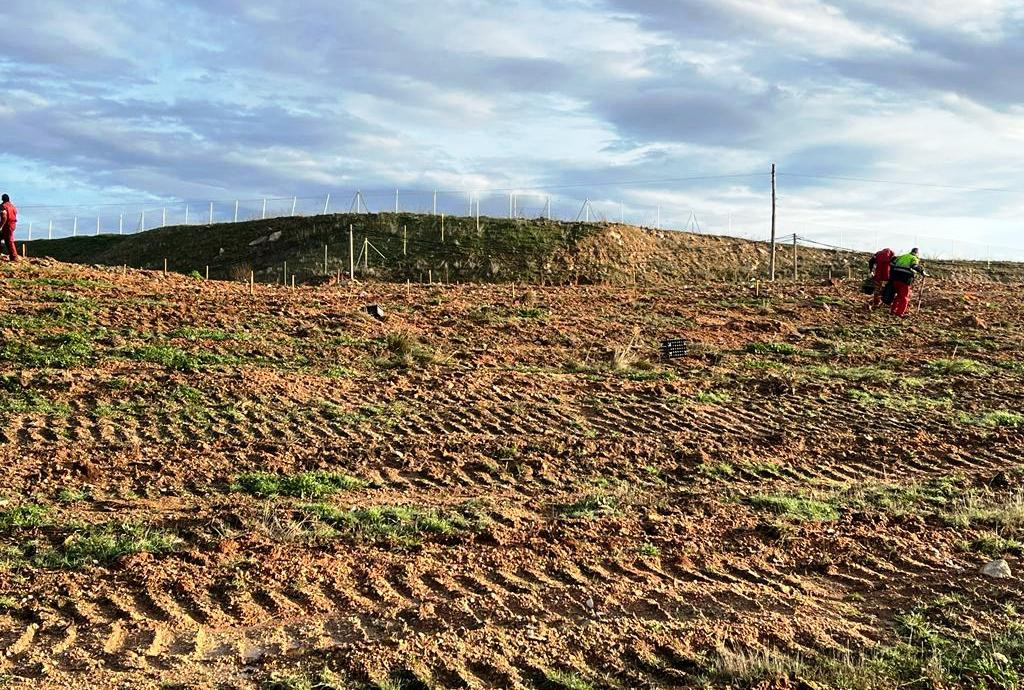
xmin=770 ymin=163 xmax=777 ymax=281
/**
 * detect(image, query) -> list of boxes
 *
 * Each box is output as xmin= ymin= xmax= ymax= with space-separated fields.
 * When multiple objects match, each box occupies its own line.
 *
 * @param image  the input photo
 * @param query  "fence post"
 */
xmin=363 ymin=237 xmax=368 ymax=269
xmin=209 ymin=202 xmax=213 ymax=224
xmin=324 ymin=244 xmax=328 ymax=274
xmin=205 ymin=265 xmax=209 ymax=280
xmin=324 ymin=193 xmax=331 ymax=215
xmin=234 ymin=200 xmax=239 ymax=223
xmin=291 ymin=196 xmax=297 ymax=216
xmin=262 ymin=198 xmax=267 ymax=220
xmin=283 ymin=260 xmax=287 ymax=285
xmin=441 ymin=214 xmax=445 ymax=243
xmin=792 ymin=234 xmax=798 ymax=281
xmin=73 ymin=216 xmax=78 ymax=237
xmin=249 ymin=270 xmax=254 ymax=296
xmin=403 ymin=226 xmax=407 ymax=256
xmin=349 ymin=224 xmax=354 ymax=281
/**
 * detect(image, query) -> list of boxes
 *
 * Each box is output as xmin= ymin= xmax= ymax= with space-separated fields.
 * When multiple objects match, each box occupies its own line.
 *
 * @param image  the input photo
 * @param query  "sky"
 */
xmin=1 ymin=0 xmax=1023 ymax=258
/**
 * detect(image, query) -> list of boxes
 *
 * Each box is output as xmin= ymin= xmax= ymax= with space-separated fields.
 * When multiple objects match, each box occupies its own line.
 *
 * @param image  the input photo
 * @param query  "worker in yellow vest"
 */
xmin=888 ymin=248 xmax=926 ymax=317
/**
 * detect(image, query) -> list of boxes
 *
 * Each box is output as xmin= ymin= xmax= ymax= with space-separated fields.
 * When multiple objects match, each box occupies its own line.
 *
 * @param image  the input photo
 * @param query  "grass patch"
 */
xmin=698 ymin=462 xmax=735 ymax=480
xmin=0 ymin=332 xmax=94 ymax=368
xmin=543 ymin=670 xmax=595 ymax=690
xmin=170 ymin=326 xmax=246 ymax=341
xmin=694 ymin=390 xmax=732 ymax=404
xmin=555 ymin=493 xmax=620 ymax=520
xmin=0 ymin=504 xmax=49 ymax=531
xmin=231 ymin=471 xmax=366 ymax=499
xmin=744 ymin=342 xmax=809 ymax=357
xmin=35 ymin=523 xmax=182 ymax=569
xmin=747 ymin=494 xmax=839 ymax=522
xmin=377 ymin=331 xmax=435 ymax=368
xmin=124 ymin=345 xmax=234 ymax=372
xmin=961 ymin=410 xmax=1024 ymax=428
xmin=306 ymin=503 xmax=488 ymax=548
xmin=926 ymin=358 xmax=989 ymax=376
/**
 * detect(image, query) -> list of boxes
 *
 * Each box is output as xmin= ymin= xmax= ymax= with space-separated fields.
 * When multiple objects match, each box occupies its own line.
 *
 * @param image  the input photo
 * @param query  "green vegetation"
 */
xmin=262 ymin=667 xmax=346 ymax=690
xmin=543 ymin=670 xmax=596 ymax=690
xmin=377 ymin=331 xmax=436 ymax=368
xmin=0 ymin=376 xmax=70 ymax=415
xmin=746 ymin=494 xmax=839 ymax=522
xmin=926 ymin=358 xmax=989 ymax=376
xmin=35 ymin=523 xmax=182 ymax=569
xmin=694 ymin=390 xmax=732 ymax=404
xmin=555 ymin=493 xmax=620 ymax=520
xmin=170 ymin=326 xmax=246 ymax=341
xmin=0 ymin=504 xmax=49 ymax=531
xmin=231 ymin=471 xmax=365 ymax=499
xmin=56 ymin=486 xmax=91 ymax=503
xmin=306 ymin=503 xmax=488 ymax=548
xmin=124 ymin=344 xmax=235 ymax=372
xmin=744 ymin=342 xmax=809 ymax=357
xmin=0 ymin=331 xmax=94 ymax=368
xmin=961 ymin=410 xmax=1024 ymax=428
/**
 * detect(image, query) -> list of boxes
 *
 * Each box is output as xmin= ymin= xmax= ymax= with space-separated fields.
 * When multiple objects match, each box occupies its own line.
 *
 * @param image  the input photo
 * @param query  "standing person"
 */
xmin=889 ymin=248 xmax=926 ymax=318
xmin=867 ymin=247 xmax=895 ymax=308
xmin=0 ymin=194 xmax=17 ymax=262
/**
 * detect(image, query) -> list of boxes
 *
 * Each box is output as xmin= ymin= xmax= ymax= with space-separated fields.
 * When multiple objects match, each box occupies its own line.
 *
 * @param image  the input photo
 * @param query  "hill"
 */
xmin=1 ymin=257 xmax=1024 ymax=688
xmin=26 ymin=212 xmax=1024 ymax=285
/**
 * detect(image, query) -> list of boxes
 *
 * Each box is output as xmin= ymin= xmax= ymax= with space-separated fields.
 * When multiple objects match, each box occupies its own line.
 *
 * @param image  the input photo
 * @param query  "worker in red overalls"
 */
xmin=867 ymin=247 xmax=894 ymax=308
xmin=0 ymin=194 xmax=17 ymax=262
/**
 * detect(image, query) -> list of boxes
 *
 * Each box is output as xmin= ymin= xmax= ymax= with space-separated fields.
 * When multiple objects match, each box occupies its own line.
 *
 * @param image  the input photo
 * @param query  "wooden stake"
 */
xmin=349 ymin=225 xmax=354 ymax=281
xmin=291 ymin=275 xmax=295 ymax=290
xmin=441 ymin=214 xmax=445 ymax=243
xmin=324 ymin=244 xmax=328 ymax=274
xmin=283 ymin=260 xmax=287 ymax=285
xmin=205 ymin=265 xmax=209 ymax=280
xmin=769 ymin=163 xmax=777 ymax=281
xmin=792 ymin=234 xmax=798 ymax=282
xmin=249 ymin=271 xmax=254 ymax=296
xmin=428 ymin=269 xmax=432 ymax=284
xmin=163 ymin=258 xmax=168 ymax=276
xmin=403 ymin=225 xmax=407 ymax=256
xmin=21 ymin=244 xmax=26 ymax=257
xmin=363 ymin=237 xmax=368 ymax=269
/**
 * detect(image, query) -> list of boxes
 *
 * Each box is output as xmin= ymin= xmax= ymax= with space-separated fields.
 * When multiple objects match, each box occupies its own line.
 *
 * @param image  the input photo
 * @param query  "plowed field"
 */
xmin=1 ymin=258 xmax=1023 ymax=690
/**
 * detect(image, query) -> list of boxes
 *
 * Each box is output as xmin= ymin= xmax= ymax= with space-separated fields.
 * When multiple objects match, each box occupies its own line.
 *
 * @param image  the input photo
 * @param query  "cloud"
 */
xmin=0 ymin=0 xmax=1021 ymax=255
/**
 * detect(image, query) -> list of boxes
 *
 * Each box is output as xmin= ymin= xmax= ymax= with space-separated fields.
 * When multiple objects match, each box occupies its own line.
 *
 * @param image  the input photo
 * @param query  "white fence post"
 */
xmin=234 ymin=200 xmax=239 ymax=223
xmin=262 ymin=198 xmax=267 ymax=219
xmin=324 ymin=193 xmax=331 ymax=215
xmin=209 ymin=202 xmax=214 ymax=224
xmin=73 ymin=216 xmax=78 ymax=237
xmin=291 ymin=196 xmax=297 ymax=216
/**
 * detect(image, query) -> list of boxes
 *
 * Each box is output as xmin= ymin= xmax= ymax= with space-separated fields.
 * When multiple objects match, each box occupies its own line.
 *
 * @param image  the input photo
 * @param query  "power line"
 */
xmin=779 ymin=172 xmax=1016 ymax=194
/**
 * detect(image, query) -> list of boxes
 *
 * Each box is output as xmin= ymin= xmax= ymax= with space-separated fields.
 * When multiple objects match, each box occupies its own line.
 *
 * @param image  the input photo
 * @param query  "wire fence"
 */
xmin=15 ymin=175 xmax=1024 ymax=263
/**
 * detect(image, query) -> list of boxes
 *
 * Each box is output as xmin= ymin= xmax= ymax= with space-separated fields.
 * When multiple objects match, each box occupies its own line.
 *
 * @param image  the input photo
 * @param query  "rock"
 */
xmin=981 ymin=559 xmax=1012 ymax=579
xmin=268 ymin=231 xmax=282 ymax=242
xmin=991 ymin=471 xmax=1011 ymax=489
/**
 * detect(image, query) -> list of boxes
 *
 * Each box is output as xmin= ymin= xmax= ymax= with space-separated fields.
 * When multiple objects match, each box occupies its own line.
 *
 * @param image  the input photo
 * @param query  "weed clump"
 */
xmin=35 ymin=523 xmax=182 ymax=569
xmin=305 ymin=503 xmax=488 ymax=548
xmin=747 ymin=494 xmax=839 ymax=522
xmin=555 ymin=493 xmax=620 ymax=520
xmin=231 ymin=471 xmax=365 ymax=499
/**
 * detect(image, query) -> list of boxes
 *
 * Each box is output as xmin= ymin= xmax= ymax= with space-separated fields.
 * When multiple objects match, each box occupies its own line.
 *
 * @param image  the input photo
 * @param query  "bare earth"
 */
xmin=1 ymin=258 xmax=1022 ymax=689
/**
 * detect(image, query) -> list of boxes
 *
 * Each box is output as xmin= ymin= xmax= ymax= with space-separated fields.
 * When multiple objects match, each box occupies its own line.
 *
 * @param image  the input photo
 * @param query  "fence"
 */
xmin=16 ymin=173 xmax=1024 ymax=262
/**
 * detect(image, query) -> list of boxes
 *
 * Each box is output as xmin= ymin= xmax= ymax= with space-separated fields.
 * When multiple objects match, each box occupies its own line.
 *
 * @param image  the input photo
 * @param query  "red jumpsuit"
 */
xmin=0 ymin=201 xmax=17 ymax=261
xmin=868 ymin=248 xmax=893 ymax=307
